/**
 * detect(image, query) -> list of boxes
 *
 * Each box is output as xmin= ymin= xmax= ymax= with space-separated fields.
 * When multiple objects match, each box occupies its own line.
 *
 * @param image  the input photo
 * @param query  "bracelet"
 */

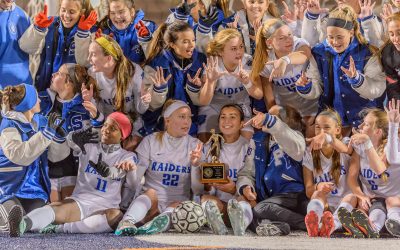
xmin=363 ymin=139 xmax=373 ymax=151
xmin=244 ymin=81 xmax=253 ymax=90
xmin=325 ymin=134 xmax=333 ymax=144
xmin=281 ymin=56 xmax=291 ymax=65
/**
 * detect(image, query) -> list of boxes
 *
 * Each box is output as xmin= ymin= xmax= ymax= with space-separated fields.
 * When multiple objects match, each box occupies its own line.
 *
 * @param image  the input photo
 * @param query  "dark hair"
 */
xmin=0 ymin=84 xmax=26 ymax=112
xmin=218 ymin=103 xmax=245 ymax=121
xmin=64 ymin=63 xmax=99 ymax=99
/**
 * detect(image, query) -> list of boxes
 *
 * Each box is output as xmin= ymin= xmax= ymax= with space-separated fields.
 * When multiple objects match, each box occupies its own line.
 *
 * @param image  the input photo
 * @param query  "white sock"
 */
xmin=369 ymin=209 xmax=386 ymax=232
xmin=25 ymin=205 xmax=55 ymax=232
xmin=333 ymin=202 xmax=354 ymax=230
xmin=307 ymin=199 xmax=324 ymax=222
xmin=387 ymin=207 xmax=400 ymax=223
xmin=60 ymin=214 xmax=112 ymax=234
xmin=122 ymin=194 xmax=152 ymax=223
xmin=239 ymin=201 xmax=253 ymax=229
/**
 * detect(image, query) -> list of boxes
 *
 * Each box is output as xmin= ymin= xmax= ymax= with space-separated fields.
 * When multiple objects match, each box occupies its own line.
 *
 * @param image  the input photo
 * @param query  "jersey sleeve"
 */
xmin=135 ymin=134 xmax=152 ymax=181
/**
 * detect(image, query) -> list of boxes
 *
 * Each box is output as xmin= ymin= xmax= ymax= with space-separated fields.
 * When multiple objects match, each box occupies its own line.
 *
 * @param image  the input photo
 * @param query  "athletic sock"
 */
xmin=307 ymin=199 xmax=324 ymax=221
xmin=122 ymin=194 xmax=152 ymax=223
xmin=239 ymin=201 xmax=253 ymax=230
xmin=333 ymin=202 xmax=354 ymax=230
xmin=369 ymin=208 xmax=386 ymax=232
xmin=24 ymin=205 xmax=55 ymax=232
xmin=387 ymin=207 xmax=400 ymax=223
xmin=61 ymin=214 xmax=112 ymax=233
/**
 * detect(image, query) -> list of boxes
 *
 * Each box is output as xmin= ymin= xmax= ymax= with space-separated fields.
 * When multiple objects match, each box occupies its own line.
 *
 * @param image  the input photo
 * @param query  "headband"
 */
xmin=327 ymin=18 xmax=354 ymax=30
xmin=14 ymin=84 xmax=38 ymax=112
xmin=264 ymin=20 xmax=286 ymax=38
xmin=96 ymin=37 xmax=118 ymax=59
xmin=163 ymin=100 xmax=190 ymax=118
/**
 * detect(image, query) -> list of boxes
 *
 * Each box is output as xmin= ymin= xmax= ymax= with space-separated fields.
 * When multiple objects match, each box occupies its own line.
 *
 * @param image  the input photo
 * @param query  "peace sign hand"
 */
xmin=380 ymin=3 xmax=394 ymax=23
xmin=281 ymin=1 xmax=297 ymax=23
xmin=190 ymin=143 xmax=203 ymax=166
xmin=203 ymin=56 xmax=228 ymax=83
xmin=227 ymin=13 xmax=239 ymax=29
xmin=341 ymin=56 xmax=358 ymax=78
xmin=295 ymin=72 xmax=309 ymax=87
xmin=306 ymin=0 xmax=329 ymax=15
xmin=187 ymin=68 xmax=203 ymax=87
xmin=81 ymin=83 xmax=94 ymax=102
xmin=230 ymin=60 xmax=251 ymax=86
xmin=150 ymin=66 xmax=172 ymax=88
xmin=358 ymin=0 xmax=376 ymax=20
xmin=385 ymin=98 xmax=400 ymax=123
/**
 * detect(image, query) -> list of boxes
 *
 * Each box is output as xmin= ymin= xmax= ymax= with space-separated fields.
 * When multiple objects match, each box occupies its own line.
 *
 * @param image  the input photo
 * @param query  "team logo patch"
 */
xmin=8 ymin=22 xmax=17 ymax=35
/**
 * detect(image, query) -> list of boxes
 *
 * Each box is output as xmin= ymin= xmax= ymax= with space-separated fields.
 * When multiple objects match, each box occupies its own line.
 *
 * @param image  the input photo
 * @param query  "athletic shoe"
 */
xmin=40 ymin=224 xmax=59 ymax=234
xmin=337 ymin=207 xmax=364 ymax=238
xmin=385 ymin=219 xmax=400 ymax=238
xmin=351 ymin=209 xmax=379 ymax=238
xmin=227 ymin=199 xmax=245 ymax=236
xmin=8 ymin=205 xmax=23 ymax=237
xmin=204 ymin=200 xmax=228 ymax=235
xmin=256 ymin=221 xmax=290 ymax=236
xmin=305 ymin=211 xmax=319 ymax=237
xmin=319 ymin=211 xmax=334 ymax=238
xmin=115 ymin=219 xmax=138 ymax=236
xmin=135 ymin=214 xmax=170 ymax=235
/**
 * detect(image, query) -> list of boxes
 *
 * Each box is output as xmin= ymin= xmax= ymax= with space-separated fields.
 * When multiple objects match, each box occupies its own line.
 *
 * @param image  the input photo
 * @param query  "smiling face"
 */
xmin=59 ymin=0 xmax=82 ymax=29
xmin=243 ymin=0 xmax=269 ymax=21
xmin=327 ymin=26 xmax=353 ymax=53
xmin=165 ymin=107 xmax=192 ymax=137
xmin=315 ymin=115 xmax=341 ymax=138
xmin=219 ymin=106 xmax=243 ymax=138
xmin=101 ymin=117 xmax=122 ymax=144
xmin=109 ymin=0 xmax=135 ymax=30
xmin=88 ymin=42 xmax=115 ymax=73
xmin=393 ymin=0 xmax=400 ymax=8
xmin=267 ymin=25 xmax=294 ymax=54
xmin=388 ymin=19 xmax=400 ymax=51
xmin=0 ymin=0 xmax=13 ymax=10
xmin=169 ymin=29 xmax=196 ymax=59
xmin=220 ymin=36 xmax=245 ymax=65
xmin=358 ymin=113 xmax=380 ymax=139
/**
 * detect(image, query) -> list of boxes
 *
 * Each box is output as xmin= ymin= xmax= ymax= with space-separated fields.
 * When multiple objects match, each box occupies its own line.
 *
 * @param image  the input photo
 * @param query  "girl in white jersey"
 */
xmin=198 ymin=29 xmax=263 ymax=142
xmin=115 ymin=99 xmax=203 ymax=236
xmin=17 ymin=112 xmax=138 ymax=236
xmin=302 ymin=109 xmax=355 ymax=238
xmin=251 ymin=18 xmax=317 ymax=136
xmin=200 ymin=104 xmax=255 ymax=236
xmin=85 ymin=34 xmax=151 ymax=151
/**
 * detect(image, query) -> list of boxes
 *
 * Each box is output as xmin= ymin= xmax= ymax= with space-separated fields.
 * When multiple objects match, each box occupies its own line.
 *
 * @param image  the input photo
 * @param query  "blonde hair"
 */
xmin=61 ymin=0 xmax=94 ymax=18
xmin=95 ymin=35 xmax=136 ymax=112
xmin=0 ymin=85 xmax=26 ymax=112
xmin=216 ymin=0 xmax=232 ymax=17
xmin=312 ymin=108 xmax=343 ymax=185
xmin=242 ymin=0 xmax=279 ymax=18
xmin=206 ymin=29 xmax=242 ymax=56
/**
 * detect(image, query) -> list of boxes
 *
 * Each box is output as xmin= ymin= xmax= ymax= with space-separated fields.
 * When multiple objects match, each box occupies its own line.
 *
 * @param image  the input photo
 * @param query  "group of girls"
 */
xmin=1 ymin=0 xmax=400 ymax=240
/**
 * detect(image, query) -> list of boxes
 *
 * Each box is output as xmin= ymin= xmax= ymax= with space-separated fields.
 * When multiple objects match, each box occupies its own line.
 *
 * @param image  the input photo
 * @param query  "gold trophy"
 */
xmin=200 ymin=129 xmax=229 ymax=184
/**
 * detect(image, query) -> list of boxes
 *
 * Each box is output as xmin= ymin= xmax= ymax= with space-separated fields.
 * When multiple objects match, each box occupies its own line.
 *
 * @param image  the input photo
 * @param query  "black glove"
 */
xmin=198 ymin=5 xmax=219 ymax=27
xmin=89 ymin=154 xmax=110 ymax=177
xmin=71 ymin=126 xmax=99 ymax=154
xmin=43 ymin=112 xmax=67 ymax=143
xmin=177 ymin=0 xmax=197 ymax=16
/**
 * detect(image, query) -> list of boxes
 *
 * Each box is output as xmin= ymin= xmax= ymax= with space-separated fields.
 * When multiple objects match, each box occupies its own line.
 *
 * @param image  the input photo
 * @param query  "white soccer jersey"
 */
xmin=135 ymin=132 xmax=202 ymax=204
xmin=303 ymin=146 xmax=351 ymax=208
xmin=203 ymin=136 xmax=254 ymax=202
xmin=260 ymin=36 xmax=318 ymax=116
xmin=354 ymin=143 xmax=400 ymax=198
xmin=71 ymin=143 xmax=137 ymax=209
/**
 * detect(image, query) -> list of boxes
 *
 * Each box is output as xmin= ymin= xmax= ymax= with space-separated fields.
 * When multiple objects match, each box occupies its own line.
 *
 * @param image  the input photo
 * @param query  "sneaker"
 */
xmin=351 ymin=209 xmax=379 ymax=238
xmin=319 ymin=211 xmax=334 ymax=238
xmin=305 ymin=211 xmax=319 ymax=237
xmin=337 ymin=207 xmax=364 ymax=238
xmin=115 ymin=219 xmax=138 ymax=236
xmin=40 ymin=224 xmax=59 ymax=234
xmin=385 ymin=219 xmax=400 ymax=238
xmin=8 ymin=205 xmax=23 ymax=237
xmin=227 ymin=199 xmax=245 ymax=236
xmin=256 ymin=221 xmax=290 ymax=236
xmin=136 ymin=214 xmax=170 ymax=235
xmin=204 ymin=200 xmax=228 ymax=235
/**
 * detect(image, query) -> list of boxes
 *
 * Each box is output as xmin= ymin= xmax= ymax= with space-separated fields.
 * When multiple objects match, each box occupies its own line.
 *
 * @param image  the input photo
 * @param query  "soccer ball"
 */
xmin=171 ymin=201 xmax=207 ymax=233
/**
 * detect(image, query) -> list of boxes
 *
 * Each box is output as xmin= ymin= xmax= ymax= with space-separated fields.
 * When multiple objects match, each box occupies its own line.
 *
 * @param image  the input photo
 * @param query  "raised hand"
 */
xmin=244 ymin=109 xmax=267 ymax=129
xmin=78 ymin=10 xmax=98 ymax=31
xmin=380 ymin=3 xmax=394 ymax=23
xmin=140 ymin=88 xmax=152 ymax=106
xmin=150 ymin=66 xmax=172 ymax=88
xmin=230 ymin=60 xmax=251 ymax=86
xmin=227 ymin=13 xmax=239 ymax=29
xmin=266 ymin=57 xmax=289 ymax=82
xmin=81 ymin=83 xmax=94 ymax=102
xmin=306 ymin=130 xmax=327 ymax=151
xmin=177 ymin=0 xmax=197 ymax=15
xmin=190 ymin=143 xmax=203 ymax=166
xmin=89 ymin=154 xmax=111 ymax=177
xmin=341 ymin=56 xmax=357 ymax=78
xmin=199 ymin=5 xmax=219 ymax=27
xmin=385 ymin=98 xmax=400 ymax=123
xmin=358 ymin=0 xmax=376 ymax=20
xmin=295 ymin=72 xmax=310 ymax=87
xmin=187 ymin=68 xmax=203 ymax=87
xmin=71 ymin=126 xmax=100 ymax=154
xmin=82 ymin=100 xmax=98 ymax=119
xmin=135 ymin=20 xmax=150 ymax=38
xmin=35 ymin=5 xmax=54 ymax=29
xmin=296 ymin=0 xmax=307 ymax=21
xmin=243 ymin=186 xmax=257 ymax=201
xmin=203 ymin=56 xmax=228 ymax=83
xmin=281 ymin=1 xmax=297 ymax=23
xmin=306 ymin=0 xmax=329 ymax=15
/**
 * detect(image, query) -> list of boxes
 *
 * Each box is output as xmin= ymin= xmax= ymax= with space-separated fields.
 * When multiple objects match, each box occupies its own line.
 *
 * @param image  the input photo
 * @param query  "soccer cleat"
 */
xmin=8 ymin=205 xmax=23 ymax=238
xmin=136 ymin=214 xmax=170 ymax=235
xmin=40 ymin=224 xmax=59 ymax=234
xmin=305 ymin=211 xmax=319 ymax=237
xmin=351 ymin=209 xmax=379 ymax=238
xmin=319 ymin=211 xmax=335 ymax=238
xmin=204 ymin=200 xmax=228 ymax=235
xmin=385 ymin=219 xmax=400 ymax=238
xmin=256 ymin=222 xmax=290 ymax=236
xmin=115 ymin=219 xmax=138 ymax=236
xmin=227 ymin=199 xmax=245 ymax=236
xmin=337 ymin=207 xmax=364 ymax=238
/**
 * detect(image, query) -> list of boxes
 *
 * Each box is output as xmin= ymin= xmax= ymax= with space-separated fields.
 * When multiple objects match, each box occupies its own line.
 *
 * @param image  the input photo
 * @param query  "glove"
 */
xmin=135 ymin=20 xmax=150 ymax=38
xmin=71 ymin=126 xmax=100 ymax=154
xmin=78 ymin=10 xmax=98 ymax=31
xmin=198 ymin=5 xmax=219 ymax=28
xmin=34 ymin=5 xmax=54 ymax=29
xmin=43 ymin=113 xmax=66 ymax=143
xmin=176 ymin=0 xmax=197 ymax=16
xmin=89 ymin=154 xmax=110 ymax=177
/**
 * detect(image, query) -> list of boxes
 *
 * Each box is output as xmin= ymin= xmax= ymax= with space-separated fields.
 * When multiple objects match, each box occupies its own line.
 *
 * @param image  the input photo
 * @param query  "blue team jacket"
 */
xmin=0 ymin=114 xmax=50 ymax=203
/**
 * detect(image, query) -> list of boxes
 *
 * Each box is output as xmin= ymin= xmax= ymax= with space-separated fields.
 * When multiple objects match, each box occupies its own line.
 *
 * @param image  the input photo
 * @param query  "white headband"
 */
xmin=163 ymin=100 xmax=190 ymax=118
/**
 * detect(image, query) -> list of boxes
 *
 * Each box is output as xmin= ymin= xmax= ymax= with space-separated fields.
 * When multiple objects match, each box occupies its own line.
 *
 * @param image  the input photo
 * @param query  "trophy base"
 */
xmin=200 ymin=163 xmax=228 ymax=184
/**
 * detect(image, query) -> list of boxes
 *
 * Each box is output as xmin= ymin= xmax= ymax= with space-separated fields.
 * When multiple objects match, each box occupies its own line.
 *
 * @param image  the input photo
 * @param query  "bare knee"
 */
xmin=386 ymin=197 xmax=400 ymax=209
xmin=341 ymin=194 xmax=357 ymax=207
xmin=310 ymin=190 xmax=327 ymax=203
xmin=105 ymin=209 xmax=123 ymax=229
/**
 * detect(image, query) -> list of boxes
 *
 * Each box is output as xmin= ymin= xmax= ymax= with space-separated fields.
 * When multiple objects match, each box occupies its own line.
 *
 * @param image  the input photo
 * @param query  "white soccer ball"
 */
xmin=171 ymin=201 xmax=206 ymax=233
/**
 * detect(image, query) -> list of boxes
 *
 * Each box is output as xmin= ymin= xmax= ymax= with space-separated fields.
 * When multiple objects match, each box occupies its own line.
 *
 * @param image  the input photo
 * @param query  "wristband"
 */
xmin=362 ymin=139 xmax=373 ymax=151
xmin=325 ymin=134 xmax=333 ymax=144
xmin=244 ymin=81 xmax=253 ymax=90
xmin=281 ymin=56 xmax=291 ymax=65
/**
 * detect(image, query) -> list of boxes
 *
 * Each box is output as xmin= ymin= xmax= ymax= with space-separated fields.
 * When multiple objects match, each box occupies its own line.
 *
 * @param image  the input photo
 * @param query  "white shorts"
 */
xmin=50 ymin=177 xmax=76 ymax=191
xmin=68 ymin=195 xmax=118 ymax=220
xmin=198 ymin=105 xmax=254 ymax=134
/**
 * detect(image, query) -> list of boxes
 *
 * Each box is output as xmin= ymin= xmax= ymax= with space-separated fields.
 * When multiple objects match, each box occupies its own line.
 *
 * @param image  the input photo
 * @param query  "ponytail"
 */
xmin=146 ymin=23 xmax=168 ymax=64
xmin=0 ymin=85 xmax=27 ymax=112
